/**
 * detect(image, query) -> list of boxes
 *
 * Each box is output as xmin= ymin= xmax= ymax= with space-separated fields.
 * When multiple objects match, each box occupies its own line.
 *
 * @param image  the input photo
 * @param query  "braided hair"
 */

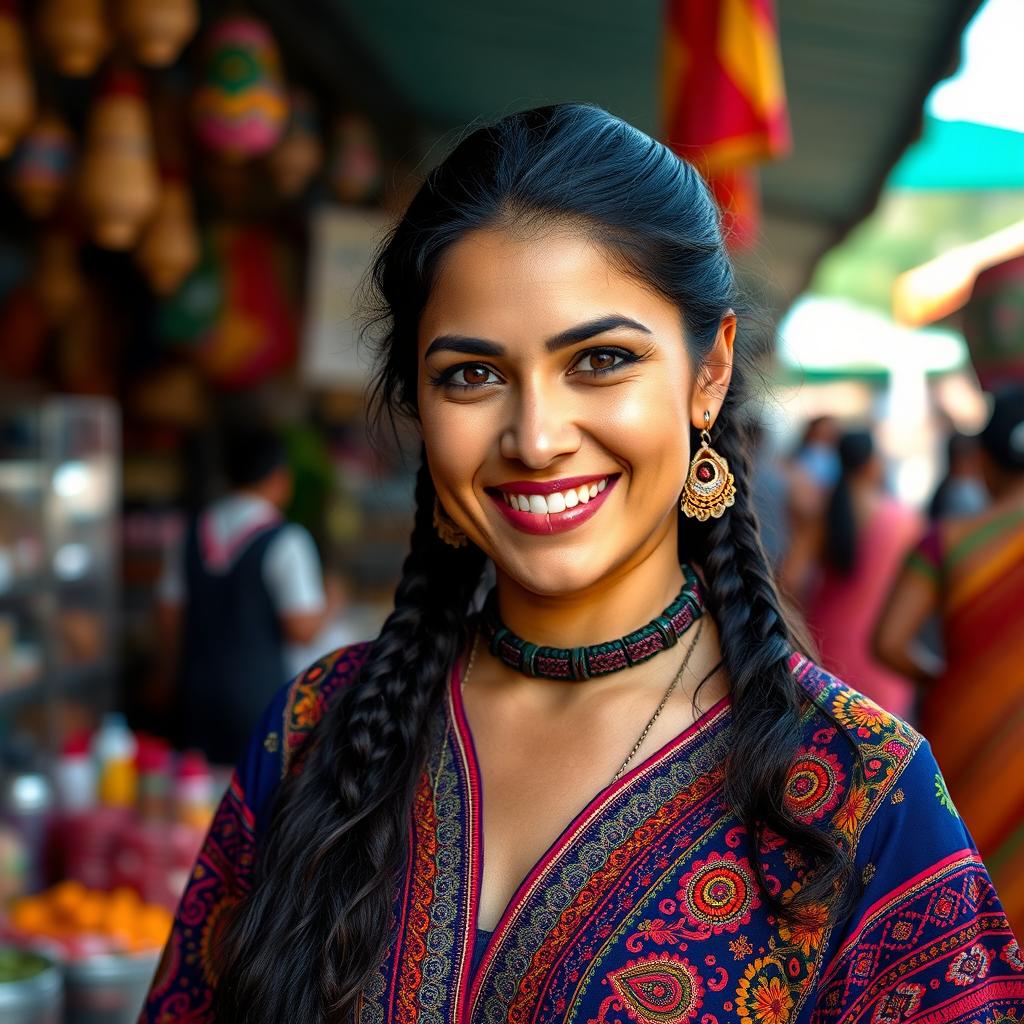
xmin=216 ymin=104 xmax=856 ymax=1022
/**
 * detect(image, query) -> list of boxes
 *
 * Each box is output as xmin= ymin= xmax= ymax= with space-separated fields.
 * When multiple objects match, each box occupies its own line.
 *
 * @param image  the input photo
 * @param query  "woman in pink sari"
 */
xmin=798 ymin=431 xmax=922 ymax=718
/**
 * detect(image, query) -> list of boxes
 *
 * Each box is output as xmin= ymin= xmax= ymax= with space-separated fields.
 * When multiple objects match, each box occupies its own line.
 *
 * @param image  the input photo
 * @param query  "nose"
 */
xmin=499 ymin=376 xmax=581 ymax=469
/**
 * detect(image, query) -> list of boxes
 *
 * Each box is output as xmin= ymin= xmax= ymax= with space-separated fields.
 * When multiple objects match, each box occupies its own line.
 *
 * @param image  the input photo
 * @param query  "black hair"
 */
xmin=222 ymin=425 xmax=288 ymax=488
xmin=979 ymin=386 xmax=1024 ymax=473
xmin=216 ymin=103 xmax=857 ymax=1022
xmin=824 ymin=430 xmax=875 ymax=576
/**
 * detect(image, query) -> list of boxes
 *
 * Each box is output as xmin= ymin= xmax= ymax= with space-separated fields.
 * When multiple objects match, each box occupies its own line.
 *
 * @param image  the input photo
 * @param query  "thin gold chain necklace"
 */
xmin=460 ymin=614 xmax=706 ymax=787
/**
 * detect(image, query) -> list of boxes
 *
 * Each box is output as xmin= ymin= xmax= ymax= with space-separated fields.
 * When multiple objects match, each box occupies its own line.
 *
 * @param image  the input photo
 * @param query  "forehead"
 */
xmin=417 ymin=226 xmax=682 ymax=351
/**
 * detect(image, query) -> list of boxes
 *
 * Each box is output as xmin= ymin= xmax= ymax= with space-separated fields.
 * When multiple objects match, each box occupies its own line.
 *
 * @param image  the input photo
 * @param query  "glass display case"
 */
xmin=0 ymin=396 xmax=120 ymax=752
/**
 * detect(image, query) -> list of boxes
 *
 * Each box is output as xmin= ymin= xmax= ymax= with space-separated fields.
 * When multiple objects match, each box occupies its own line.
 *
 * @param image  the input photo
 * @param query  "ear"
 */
xmin=690 ymin=312 xmax=736 ymax=430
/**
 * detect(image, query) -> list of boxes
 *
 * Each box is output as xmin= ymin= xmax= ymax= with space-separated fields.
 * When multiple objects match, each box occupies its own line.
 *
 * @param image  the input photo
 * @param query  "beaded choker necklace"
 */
xmin=480 ymin=565 xmax=703 ymax=681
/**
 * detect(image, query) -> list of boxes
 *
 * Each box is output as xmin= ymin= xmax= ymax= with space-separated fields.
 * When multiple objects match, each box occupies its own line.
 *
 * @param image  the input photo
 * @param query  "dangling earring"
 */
xmin=680 ymin=411 xmax=736 ymax=521
xmin=433 ymin=497 xmax=468 ymax=548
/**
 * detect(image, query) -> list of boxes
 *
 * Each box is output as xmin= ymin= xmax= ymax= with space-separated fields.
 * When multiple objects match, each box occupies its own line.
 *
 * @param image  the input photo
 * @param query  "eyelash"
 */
xmin=429 ymin=347 xmax=644 ymax=391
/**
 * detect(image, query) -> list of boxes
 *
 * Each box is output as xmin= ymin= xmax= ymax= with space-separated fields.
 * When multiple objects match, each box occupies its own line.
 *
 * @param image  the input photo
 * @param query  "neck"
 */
xmin=492 ymin=536 xmax=686 ymax=649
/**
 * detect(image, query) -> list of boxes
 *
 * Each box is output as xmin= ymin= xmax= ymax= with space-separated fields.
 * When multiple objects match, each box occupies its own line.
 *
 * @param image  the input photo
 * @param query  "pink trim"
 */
xmin=451 ymin=654 xmax=731 ymax=1012
xmin=228 ymin=773 xmax=256 ymax=831
xmin=913 ymin=978 xmax=1024 ymax=1024
xmin=820 ymin=849 xmax=982 ymax=983
xmin=450 ymin=658 xmax=484 ymax=1021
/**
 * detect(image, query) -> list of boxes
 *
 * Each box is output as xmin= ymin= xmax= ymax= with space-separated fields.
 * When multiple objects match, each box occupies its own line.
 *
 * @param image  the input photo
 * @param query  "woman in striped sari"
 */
xmin=875 ymin=387 xmax=1024 ymax=935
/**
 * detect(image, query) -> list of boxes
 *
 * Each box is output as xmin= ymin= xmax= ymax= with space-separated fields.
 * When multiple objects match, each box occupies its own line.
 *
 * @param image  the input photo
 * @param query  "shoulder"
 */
xmin=785 ymin=655 xmax=922 ymax=849
xmin=237 ymin=641 xmax=372 ymax=828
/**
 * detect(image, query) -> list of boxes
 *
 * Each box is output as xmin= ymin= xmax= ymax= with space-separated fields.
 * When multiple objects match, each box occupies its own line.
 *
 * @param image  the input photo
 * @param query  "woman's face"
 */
xmin=416 ymin=226 xmax=733 ymax=597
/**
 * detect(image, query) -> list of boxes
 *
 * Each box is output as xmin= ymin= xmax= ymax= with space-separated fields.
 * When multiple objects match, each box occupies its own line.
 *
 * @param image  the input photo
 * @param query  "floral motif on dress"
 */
xmin=735 ymin=956 xmax=793 ymax=1024
xmin=785 ymin=746 xmax=847 ymax=823
xmin=602 ymin=953 xmax=705 ymax=1024
xmin=677 ymin=850 xmax=761 ymax=934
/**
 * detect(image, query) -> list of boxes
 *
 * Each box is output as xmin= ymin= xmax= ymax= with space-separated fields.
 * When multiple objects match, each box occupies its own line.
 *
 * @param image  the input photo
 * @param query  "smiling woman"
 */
xmin=141 ymin=105 xmax=1021 ymax=1024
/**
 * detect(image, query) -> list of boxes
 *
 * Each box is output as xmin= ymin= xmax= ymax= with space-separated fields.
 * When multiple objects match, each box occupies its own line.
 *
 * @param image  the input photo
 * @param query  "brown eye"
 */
xmin=460 ymin=365 xmax=493 ymax=385
xmin=574 ymin=349 xmax=629 ymax=375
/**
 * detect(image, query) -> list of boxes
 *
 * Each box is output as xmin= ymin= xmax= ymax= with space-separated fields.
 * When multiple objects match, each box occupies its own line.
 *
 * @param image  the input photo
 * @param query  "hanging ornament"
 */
xmin=329 ymin=113 xmax=381 ymax=204
xmin=32 ymin=226 xmax=86 ymax=328
xmin=136 ymin=172 xmax=200 ymax=295
xmin=268 ymin=88 xmax=323 ymax=199
xmin=37 ymin=0 xmax=111 ymax=78
xmin=117 ymin=0 xmax=198 ymax=68
xmin=192 ymin=15 xmax=287 ymax=162
xmin=9 ymin=111 xmax=75 ymax=219
xmin=78 ymin=66 xmax=159 ymax=250
xmin=0 ymin=0 xmax=35 ymax=157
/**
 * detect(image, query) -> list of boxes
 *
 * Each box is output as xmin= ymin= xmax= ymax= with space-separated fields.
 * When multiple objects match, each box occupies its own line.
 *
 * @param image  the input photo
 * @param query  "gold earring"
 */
xmin=680 ymin=411 xmax=736 ymax=521
xmin=433 ymin=497 xmax=468 ymax=548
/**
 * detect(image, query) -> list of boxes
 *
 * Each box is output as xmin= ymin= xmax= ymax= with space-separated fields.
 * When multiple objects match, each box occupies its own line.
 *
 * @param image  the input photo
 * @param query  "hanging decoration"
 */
xmin=329 ymin=113 xmax=381 ymax=204
xmin=117 ymin=0 xmax=198 ymax=68
xmin=37 ymin=0 xmax=111 ymax=78
xmin=136 ymin=172 xmax=200 ymax=295
xmin=9 ymin=111 xmax=75 ymax=219
xmin=31 ymin=225 xmax=85 ymax=328
xmin=0 ymin=0 xmax=35 ymax=157
xmin=192 ymin=15 xmax=287 ymax=161
xmin=78 ymin=66 xmax=159 ymax=250
xmin=268 ymin=88 xmax=324 ymax=199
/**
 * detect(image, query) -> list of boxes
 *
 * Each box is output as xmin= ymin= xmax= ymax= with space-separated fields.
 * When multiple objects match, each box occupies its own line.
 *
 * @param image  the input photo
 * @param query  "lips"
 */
xmin=486 ymin=474 xmax=620 ymax=535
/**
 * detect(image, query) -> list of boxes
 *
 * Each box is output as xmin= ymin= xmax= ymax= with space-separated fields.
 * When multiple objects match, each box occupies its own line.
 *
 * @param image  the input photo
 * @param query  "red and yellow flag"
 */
xmin=661 ymin=0 xmax=790 ymax=248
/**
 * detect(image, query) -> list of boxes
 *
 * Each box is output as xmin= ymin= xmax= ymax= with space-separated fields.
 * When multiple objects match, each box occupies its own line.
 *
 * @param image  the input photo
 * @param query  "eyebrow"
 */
xmin=424 ymin=314 xmax=652 ymax=359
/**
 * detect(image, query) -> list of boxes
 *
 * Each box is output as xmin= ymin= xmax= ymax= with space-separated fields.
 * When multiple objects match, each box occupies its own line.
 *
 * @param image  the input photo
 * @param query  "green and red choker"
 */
xmin=480 ymin=566 xmax=704 ymax=681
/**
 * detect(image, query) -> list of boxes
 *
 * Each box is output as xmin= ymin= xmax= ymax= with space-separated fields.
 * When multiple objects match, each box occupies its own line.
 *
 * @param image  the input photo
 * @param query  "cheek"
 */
xmin=595 ymin=377 xmax=692 ymax=485
xmin=419 ymin=398 xmax=494 ymax=499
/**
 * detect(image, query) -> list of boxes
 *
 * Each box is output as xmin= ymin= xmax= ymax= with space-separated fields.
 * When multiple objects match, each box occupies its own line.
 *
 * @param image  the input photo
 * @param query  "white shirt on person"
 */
xmin=158 ymin=493 xmax=326 ymax=617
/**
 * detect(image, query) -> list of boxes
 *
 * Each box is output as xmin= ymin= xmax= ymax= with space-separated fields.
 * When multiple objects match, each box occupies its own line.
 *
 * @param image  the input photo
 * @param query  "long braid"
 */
xmin=216 ymin=453 xmax=485 ymax=1022
xmin=688 ymin=379 xmax=857 ymax=923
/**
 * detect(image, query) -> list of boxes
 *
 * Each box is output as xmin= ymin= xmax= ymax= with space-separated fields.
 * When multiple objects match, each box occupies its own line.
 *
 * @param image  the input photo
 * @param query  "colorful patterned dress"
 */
xmin=905 ymin=508 xmax=1024 ymax=938
xmin=140 ymin=643 xmax=1023 ymax=1023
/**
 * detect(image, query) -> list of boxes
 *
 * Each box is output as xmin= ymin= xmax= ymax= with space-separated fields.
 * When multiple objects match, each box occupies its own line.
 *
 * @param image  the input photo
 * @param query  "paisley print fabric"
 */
xmin=140 ymin=646 xmax=1022 ymax=1023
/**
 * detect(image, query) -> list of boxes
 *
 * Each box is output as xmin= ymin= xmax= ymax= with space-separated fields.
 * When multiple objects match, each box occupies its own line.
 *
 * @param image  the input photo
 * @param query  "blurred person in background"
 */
xmin=155 ymin=425 xmax=330 ymax=764
xmin=928 ymin=429 xmax=988 ymax=521
xmin=875 ymin=387 xmax=1024 ymax=936
xmin=779 ymin=415 xmax=840 ymax=596
xmin=791 ymin=430 xmax=922 ymax=718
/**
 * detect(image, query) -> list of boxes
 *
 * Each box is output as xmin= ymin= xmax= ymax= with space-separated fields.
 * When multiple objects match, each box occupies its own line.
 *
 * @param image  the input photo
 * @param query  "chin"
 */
xmin=494 ymin=547 xmax=618 ymax=599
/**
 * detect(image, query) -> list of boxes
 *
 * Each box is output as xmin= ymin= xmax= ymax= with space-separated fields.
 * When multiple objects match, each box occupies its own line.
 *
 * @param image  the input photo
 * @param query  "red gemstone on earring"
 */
xmin=696 ymin=462 xmax=715 ymax=483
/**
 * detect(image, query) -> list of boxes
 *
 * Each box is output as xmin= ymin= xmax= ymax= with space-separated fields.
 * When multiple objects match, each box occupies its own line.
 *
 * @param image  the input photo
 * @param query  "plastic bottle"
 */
xmin=53 ymin=730 xmax=96 ymax=813
xmin=174 ymin=750 xmax=214 ymax=831
xmin=92 ymin=713 xmax=138 ymax=808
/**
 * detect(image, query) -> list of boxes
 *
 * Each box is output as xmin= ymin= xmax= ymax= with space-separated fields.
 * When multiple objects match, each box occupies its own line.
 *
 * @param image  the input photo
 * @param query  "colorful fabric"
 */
xmin=661 ymin=0 xmax=790 ymax=248
xmin=140 ymin=643 xmax=1022 ymax=1023
xmin=906 ymin=509 xmax=1024 ymax=936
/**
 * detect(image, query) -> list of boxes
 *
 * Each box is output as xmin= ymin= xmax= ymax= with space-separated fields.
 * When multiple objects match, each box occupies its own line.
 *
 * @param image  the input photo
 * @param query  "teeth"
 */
xmin=501 ymin=477 xmax=610 ymax=515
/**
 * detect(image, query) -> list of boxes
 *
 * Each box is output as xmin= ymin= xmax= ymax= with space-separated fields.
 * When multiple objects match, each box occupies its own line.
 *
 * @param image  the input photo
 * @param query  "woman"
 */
xmin=875 ymin=387 xmax=1024 ymax=937
xmin=142 ymin=106 xmax=1020 ymax=1024
xmin=796 ymin=431 xmax=922 ymax=719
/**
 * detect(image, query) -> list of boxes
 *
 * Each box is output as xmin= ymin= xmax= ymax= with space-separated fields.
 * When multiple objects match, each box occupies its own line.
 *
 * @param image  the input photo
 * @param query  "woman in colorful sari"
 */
xmin=141 ymin=106 xmax=1022 ymax=1024
xmin=875 ymin=386 xmax=1024 ymax=938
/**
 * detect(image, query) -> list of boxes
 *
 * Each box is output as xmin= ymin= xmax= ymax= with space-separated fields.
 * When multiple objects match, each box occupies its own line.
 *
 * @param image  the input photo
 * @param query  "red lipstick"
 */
xmin=487 ymin=475 xmax=619 ymax=536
